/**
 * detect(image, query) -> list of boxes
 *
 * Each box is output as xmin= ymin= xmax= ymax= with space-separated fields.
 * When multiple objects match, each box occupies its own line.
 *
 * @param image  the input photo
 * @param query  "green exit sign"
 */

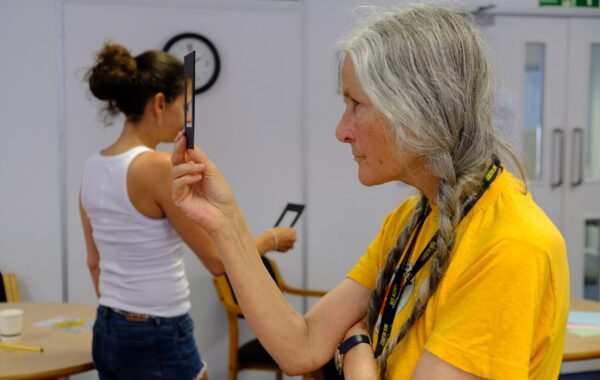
xmin=540 ymin=0 xmax=599 ymax=6
xmin=576 ymin=0 xmax=599 ymax=6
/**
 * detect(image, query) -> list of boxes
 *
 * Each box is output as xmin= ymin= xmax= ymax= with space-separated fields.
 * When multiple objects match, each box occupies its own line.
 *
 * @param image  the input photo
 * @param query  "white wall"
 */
xmin=1 ymin=0 xmax=594 ymax=379
xmin=0 ymin=0 xmax=63 ymax=301
xmin=302 ymin=0 xmax=415 ymax=294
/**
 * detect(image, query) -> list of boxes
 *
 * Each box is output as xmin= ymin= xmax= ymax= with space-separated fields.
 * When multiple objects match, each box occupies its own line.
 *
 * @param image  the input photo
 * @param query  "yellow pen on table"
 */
xmin=0 ymin=342 xmax=44 ymax=353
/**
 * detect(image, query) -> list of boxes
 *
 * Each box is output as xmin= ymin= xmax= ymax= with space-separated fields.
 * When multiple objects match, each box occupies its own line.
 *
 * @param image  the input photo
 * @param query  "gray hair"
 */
xmin=338 ymin=4 xmax=524 ymax=378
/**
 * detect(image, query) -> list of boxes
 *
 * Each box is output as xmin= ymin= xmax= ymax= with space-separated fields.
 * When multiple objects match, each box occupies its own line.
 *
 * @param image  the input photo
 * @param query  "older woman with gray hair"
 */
xmin=170 ymin=4 xmax=569 ymax=379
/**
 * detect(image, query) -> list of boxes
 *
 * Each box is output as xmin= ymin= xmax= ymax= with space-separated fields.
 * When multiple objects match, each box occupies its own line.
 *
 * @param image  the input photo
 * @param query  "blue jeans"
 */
xmin=92 ymin=306 xmax=204 ymax=380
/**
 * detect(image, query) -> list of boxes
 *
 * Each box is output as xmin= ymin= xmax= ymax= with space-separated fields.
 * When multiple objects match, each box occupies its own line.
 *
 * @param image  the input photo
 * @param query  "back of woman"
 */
xmin=81 ymin=146 xmax=190 ymax=317
xmin=80 ymin=43 xmax=298 ymax=380
xmin=79 ymin=43 xmax=207 ymax=380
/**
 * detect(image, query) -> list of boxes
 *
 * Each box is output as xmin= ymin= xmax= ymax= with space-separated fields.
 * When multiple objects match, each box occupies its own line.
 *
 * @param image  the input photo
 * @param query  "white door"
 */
xmin=482 ymin=17 xmax=568 ymax=229
xmin=481 ymin=15 xmax=600 ymax=298
xmin=563 ymin=18 xmax=600 ymax=299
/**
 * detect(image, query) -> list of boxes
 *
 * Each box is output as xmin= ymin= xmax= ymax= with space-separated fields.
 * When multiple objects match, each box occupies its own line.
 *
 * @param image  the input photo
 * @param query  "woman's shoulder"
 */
xmin=385 ymin=195 xmax=421 ymax=222
xmin=126 ymin=149 xmax=174 ymax=217
xmin=378 ymin=194 xmax=421 ymax=233
xmin=131 ymin=148 xmax=171 ymax=169
xmin=128 ymin=150 xmax=172 ymax=189
xmin=131 ymin=149 xmax=171 ymax=166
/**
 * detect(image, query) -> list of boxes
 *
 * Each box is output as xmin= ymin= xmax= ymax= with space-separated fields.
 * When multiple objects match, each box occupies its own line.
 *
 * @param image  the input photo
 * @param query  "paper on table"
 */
xmin=33 ymin=316 xmax=93 ymax=333
xmin=568 ymin=311 xmax=600 ymax=327
xmin=568 ymin=329 xmax=600 ymax=337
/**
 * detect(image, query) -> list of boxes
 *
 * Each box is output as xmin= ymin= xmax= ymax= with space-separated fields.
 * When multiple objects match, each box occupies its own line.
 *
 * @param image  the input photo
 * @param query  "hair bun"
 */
xmin=88 ymin=43 xmax=137 ymax=101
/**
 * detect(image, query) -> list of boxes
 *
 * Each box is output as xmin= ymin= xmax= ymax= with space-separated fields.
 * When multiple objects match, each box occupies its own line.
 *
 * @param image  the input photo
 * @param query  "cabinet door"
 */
xmin=481 ymin=17 xmax=569 ymax=229
xmin=564 ymin=18 xmax=600 ymax=299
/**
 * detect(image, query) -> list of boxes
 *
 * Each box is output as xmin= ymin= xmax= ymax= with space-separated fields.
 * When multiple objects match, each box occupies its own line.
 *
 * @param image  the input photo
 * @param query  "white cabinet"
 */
xmin=482 ymin=15 xmax=600 ymax=298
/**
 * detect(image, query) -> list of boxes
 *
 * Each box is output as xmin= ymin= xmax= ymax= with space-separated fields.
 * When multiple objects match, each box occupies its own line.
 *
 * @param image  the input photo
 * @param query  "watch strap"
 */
xmin=338 ymin=334 xmax=371 ymax=355
xmin=335 ymin=334 xmax=372 ymax=375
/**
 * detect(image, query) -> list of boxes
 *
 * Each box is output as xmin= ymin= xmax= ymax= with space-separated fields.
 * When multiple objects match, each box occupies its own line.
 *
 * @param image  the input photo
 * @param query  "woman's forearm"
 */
xmin=210 ymin=205 xmax=315 ymax=374
xmin=343 ymin=343 xmax=378 ymax=379
xmin=255 ymin=230 xmax=275 ymax=255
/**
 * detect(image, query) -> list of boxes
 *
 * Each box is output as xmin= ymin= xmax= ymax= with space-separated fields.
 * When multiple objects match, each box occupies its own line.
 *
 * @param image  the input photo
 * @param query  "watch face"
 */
xmin=164 ymin=33 xmax=221 ymax=94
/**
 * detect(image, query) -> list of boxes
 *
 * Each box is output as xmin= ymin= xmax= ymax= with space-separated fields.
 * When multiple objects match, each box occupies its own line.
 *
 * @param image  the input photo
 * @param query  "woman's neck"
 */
xmin=402 ymin=159 xmax=439 ymax=205
xmin=101 ymin=120 xmax=159 ymax=155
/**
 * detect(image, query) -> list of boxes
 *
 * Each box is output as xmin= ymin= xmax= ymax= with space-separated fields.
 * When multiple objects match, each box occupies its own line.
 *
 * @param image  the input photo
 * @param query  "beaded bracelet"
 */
xmin=268 ymin=228 xmax=279 ymax=250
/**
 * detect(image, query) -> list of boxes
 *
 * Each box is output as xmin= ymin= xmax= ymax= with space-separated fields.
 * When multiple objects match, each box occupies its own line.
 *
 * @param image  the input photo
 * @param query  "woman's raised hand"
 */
xmin=171 ymin=131 xmax=236 ymax=233
xmin=272 ymin=227 xmax=297 ymax=252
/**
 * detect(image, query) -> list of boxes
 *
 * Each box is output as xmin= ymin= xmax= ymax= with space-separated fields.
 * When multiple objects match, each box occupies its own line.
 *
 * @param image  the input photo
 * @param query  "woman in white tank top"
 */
xmin=80 ymin=43 xmax=297 ymax=380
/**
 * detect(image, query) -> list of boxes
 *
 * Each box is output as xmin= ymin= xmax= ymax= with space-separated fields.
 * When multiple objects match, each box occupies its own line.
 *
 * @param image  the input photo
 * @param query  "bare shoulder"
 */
xmin=129 ymin=150 xmax=171 ymax=178
xmin=127 ymin=150 xmax=172 ymax=200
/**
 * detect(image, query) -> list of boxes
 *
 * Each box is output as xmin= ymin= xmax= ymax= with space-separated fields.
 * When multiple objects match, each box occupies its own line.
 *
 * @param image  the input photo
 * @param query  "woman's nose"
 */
xmin=335 ymin=113 xmax=354 ymax=143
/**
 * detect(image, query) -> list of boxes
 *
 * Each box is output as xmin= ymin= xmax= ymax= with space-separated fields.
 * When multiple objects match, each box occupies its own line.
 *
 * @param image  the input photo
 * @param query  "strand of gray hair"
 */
xmin=366 ymin=196 xmax=428 ymax=335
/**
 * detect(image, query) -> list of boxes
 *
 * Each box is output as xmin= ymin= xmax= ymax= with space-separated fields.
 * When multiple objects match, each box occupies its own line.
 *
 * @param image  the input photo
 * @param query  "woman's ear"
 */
xmin=152 ymin=92 xmax=166 ymax=118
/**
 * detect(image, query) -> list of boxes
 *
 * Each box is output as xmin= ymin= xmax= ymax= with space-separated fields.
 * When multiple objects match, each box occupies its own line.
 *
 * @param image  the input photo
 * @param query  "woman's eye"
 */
xmin=343 ymin=97 xmax=360 ymax=112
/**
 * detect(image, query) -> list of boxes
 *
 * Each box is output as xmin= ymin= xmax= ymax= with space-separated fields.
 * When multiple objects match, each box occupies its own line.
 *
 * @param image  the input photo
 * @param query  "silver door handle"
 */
xmin=551 ymin=128 xmax=564 ymax=188
xmin=571 ymin=127 xmax=584 ymax=187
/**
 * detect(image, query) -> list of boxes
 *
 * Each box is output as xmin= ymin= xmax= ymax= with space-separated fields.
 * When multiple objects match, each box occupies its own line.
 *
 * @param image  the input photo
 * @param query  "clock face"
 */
xmin=164 ymin=33 xmax=221 ymax=94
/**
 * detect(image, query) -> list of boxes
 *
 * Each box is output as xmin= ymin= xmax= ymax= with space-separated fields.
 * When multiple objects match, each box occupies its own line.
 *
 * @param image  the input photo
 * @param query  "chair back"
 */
xmin=213 ymin=275 xmax=245 ymax=380
xmin=212 ymin=258 xmax=328 ymax=380
xmin=213 ymin=275 xmax=242 ymax=315
xmin=1 ymin=273 xmax=20 ymax=302
xmin=262 ymin=257 xmax=327 ymax=298
xmin=214 ymin=273 xmax=284 ymax=380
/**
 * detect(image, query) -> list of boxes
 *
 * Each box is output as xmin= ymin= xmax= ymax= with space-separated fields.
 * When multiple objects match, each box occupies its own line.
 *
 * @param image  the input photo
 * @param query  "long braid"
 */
xmin=366 ymin=196 xmax=428 ymax=335
xmin=375 ymin=158 xmax=484 ymax=378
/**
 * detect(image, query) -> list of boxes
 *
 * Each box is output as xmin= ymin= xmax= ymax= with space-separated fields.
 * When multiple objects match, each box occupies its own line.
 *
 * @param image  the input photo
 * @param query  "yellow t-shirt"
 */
xmin=348 ymin=169 xmax=569 ymax=379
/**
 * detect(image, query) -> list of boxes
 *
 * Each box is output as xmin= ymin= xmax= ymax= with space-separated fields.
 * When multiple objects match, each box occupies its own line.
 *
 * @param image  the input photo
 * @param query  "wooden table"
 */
xmin=0 ymin=302 xmax=96 ymax=379
xmin=564 ymin=298 xmax=600 ymax=361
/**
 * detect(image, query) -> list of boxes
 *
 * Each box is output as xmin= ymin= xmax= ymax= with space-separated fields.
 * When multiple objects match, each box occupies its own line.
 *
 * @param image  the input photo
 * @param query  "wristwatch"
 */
xmin=334 ymin=334 xmax=372 ymax=375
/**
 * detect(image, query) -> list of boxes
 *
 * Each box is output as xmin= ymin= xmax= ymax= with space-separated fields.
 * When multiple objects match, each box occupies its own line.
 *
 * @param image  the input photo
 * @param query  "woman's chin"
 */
xmin=357 ymin=173 xmax=382 ymax=187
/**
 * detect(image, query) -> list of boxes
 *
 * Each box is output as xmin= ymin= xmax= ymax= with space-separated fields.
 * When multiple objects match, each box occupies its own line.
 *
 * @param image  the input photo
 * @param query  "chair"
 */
xmin=261 ymin=257 xmax=326 ymax=299
xmin=213 ymin=257 xmax=327 ymax=380
xmin=0 ymin=272 xmax=20 ymax=302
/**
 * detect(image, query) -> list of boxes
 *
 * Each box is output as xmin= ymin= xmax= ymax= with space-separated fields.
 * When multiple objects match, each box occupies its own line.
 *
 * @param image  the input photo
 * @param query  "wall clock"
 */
xmin=163 ymin=32 xmax=221 ymax=94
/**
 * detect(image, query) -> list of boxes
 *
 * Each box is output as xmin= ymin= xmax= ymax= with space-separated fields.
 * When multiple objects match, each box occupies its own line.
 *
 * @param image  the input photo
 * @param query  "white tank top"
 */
xmin=80 ymin=146 xmax=190 ymax=317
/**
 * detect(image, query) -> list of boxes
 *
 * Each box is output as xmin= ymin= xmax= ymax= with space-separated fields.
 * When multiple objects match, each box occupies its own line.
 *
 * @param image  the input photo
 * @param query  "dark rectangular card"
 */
xmin=183 ymin=51 xmax=195 ymax=149
xmin=274 ymin=203 xmax=305 ymax=227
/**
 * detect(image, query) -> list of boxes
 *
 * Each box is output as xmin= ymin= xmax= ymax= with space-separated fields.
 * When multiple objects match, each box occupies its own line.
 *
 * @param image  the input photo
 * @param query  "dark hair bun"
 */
xmin=87 ymin=42 xmax=184 ymax=122
xmin=87 ymin=43 xmax=137 ymax=103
